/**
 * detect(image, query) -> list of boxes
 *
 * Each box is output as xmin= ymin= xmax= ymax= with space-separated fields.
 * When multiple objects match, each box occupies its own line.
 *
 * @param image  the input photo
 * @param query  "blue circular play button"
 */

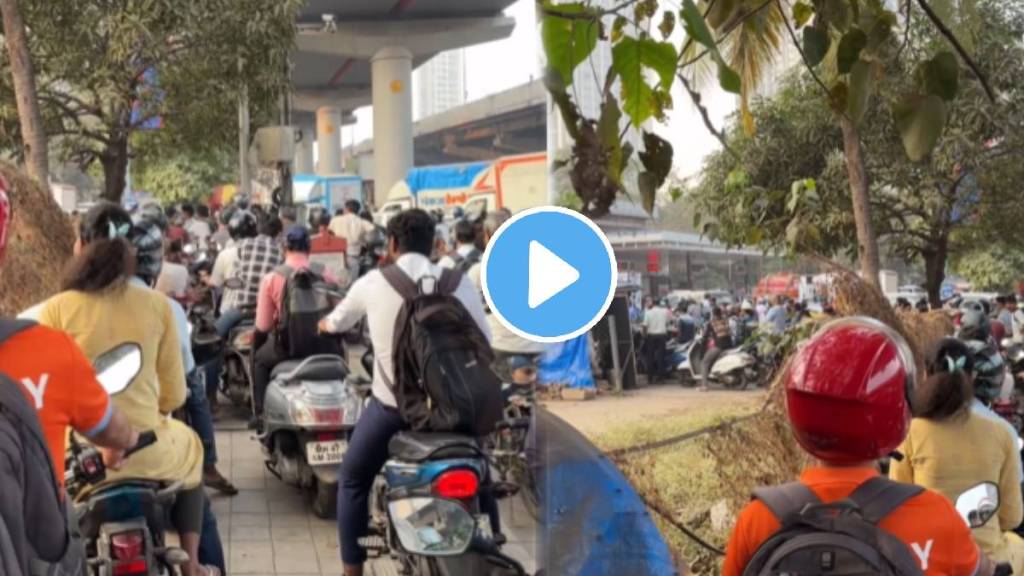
xmin=481 ymin=206 xmax=618 ymax=343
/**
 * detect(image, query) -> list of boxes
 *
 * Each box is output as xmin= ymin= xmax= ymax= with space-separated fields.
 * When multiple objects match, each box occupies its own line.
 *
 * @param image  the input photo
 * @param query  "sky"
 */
xmin=340 ymin=0 xmax=539 ymax=147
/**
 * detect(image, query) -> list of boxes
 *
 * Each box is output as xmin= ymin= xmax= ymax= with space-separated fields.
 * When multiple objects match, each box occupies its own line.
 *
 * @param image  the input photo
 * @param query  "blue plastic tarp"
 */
xmin=539 ymin=335 xmax=595 ymax=389
xmin=405 ymin=161 xmax=490 ymax=196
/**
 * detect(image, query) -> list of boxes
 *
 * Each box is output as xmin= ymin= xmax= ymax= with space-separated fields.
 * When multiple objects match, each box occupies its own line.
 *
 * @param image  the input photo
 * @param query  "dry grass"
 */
xmin=0 ymin=162 xmax=74 ymax=315
xmin=610 ymin=271 xmax=955 ymax=574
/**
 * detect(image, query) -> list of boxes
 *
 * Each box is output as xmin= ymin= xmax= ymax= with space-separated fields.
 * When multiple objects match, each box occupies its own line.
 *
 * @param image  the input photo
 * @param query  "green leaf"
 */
xmin=793 ymin=1 xmax=815 ymax=28
xmin=893 ymin=94 xmax=948 ymax=162
xmin=803 ymin=27 xmax=831 ymax=67
xmin=746 ymin=227 xmax=764 ymax=245
xmin=837 ymin=28 xmax=867 ymax=74
xmin=598 ymin=98 xmax=625 ymax=182
xmin=819 ymin=0 xmax=851 ymax=32
xmin=921 ymin=51 xmax=960 ymax=101
xmin=639 ymin=171 xmax=658 ymax=214
xmin=612 ymin=37 xmax=678 ymax=124
xmin=681 ymin=0 xmax=741 ymax=94
xmin=847 ymin=60 xmax=875 ymax=123
xmin=658 ymin=10 xmax=676 ymax=40
xmin=639 ymin=131 xmax=674 ymax=185
xmin=541 ymin=2 xmax=600 ymax=86
xmin=669 ymin=187 xmax=683 ymax=202
xmin=611 ymin=15 xmax=627 ymax=43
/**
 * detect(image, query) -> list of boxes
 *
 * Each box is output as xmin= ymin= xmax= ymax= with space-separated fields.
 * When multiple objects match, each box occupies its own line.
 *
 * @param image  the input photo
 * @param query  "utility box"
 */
xmin=254 ymin=126 xmax=296 ymax=165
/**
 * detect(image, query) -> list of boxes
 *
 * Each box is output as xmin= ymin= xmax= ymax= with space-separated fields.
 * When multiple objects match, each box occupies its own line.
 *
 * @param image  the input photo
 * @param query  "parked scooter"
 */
xmin=259 ymin=354 xmax=367 ymax=519
xmin=676 ymin=336 xmax=761 ymax=389
xmin=66 ymin=343 xmax=186 ymax=576
xmin=359 ymin=354 xmax=526 ymax=575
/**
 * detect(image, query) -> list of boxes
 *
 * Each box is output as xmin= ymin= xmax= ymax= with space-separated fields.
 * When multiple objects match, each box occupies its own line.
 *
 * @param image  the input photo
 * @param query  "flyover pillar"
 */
xmin=294 ymin=118 xmax=315 ymax=174
xmin=371 ymin=46 xmax=414 ymax=200
xmin=316 ymin=106 xmax=342 ymax=175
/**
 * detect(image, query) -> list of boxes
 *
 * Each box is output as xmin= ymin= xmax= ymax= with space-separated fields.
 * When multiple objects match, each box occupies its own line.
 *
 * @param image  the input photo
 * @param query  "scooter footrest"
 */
xmin=358 ymin=535 xmax=387 ymax=557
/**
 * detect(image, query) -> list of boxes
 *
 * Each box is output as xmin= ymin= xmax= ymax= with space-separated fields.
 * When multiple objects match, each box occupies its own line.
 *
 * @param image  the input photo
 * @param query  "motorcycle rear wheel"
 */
xmin=310 ymin=478 xmax=338 ymax=520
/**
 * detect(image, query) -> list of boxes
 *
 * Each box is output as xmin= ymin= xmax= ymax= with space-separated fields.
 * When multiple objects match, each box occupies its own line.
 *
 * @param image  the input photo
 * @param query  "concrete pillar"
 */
xmin=294 ymin=119 xmax=315 ymax=174
xmin=371 ymin=46 xmax=414 ymax=199
xmin=316 ymin=107 xmax=342 ymax=175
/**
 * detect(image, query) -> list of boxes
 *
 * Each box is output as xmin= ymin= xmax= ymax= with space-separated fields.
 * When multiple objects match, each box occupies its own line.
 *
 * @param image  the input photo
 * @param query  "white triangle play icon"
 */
xmin=528 ymin=241 xmax=580 ymax=309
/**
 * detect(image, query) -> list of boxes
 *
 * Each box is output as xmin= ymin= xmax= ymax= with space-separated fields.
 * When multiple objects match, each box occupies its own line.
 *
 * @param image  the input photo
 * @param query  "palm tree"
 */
xmin=0 ymin=0 xmax=47 ymax=186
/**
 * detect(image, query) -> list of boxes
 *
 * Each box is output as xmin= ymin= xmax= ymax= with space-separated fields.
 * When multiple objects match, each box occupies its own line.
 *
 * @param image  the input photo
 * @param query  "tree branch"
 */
xmin=676 ymin=71 xmax=738 ymax=160
xmin=775 ymin=0 xmax=837 ymax=114
xmin=914 ymin=0 xmax=996 ymax=103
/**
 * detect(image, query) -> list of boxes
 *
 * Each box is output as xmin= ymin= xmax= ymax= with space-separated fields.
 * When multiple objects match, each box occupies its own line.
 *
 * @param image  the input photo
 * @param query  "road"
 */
xmin=209 ymin=410 xmax=537 ymax=576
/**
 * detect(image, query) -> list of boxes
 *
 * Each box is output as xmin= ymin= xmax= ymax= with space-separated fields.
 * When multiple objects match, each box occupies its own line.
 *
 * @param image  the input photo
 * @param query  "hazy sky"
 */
xmin=341 ymin=0 xmax=538 ymax=146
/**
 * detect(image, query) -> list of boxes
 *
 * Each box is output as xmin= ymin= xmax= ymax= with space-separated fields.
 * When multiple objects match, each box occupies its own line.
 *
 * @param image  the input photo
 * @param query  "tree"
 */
xmin=540 ymin=0 xmax=998 ymax=288
xmin=0 ymin=0 xmax=302 ymax=201
xmin=691 ymin=0 xmax=1024 ymax=305
xmin=0 ymin=0 xmax=47 ymax=184
xmin=132 ymin=143 xmax=236 ymax=205
xmin=952 ymin=246 xmax=1024 ymax=293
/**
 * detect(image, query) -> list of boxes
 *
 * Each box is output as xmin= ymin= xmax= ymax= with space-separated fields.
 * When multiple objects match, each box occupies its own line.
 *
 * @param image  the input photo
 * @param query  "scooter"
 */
xmin=219 ymin=279 xmax=257 ymax=409
xmin=676 ymin=337 xmax=761 ymax=389
xmin=956 ymin=483 xmax=1014 ymax=576
xmin=259 ymin=354 xmax=367 ymax=519
xmin=66 ymin=343 xmax=187 ymax=576
xmin=359 ymin=352 xmax=526 ymax=575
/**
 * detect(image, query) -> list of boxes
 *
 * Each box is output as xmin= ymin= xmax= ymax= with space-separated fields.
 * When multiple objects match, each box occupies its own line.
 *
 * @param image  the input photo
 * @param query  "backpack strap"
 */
xmin=0 ymin=318 xmax=35 ymax=346
xmin=438 ymin=268 xmax=463 ymax=296
xmin=274 ymin=264 xmax=295 ymax=279
xmin=846 ymin=476 xmax=924 ymax=523
xmin=752 ymin=482 xmax=822 ymax=524
xmin=381 ymin=265 xmax=419 ymax=301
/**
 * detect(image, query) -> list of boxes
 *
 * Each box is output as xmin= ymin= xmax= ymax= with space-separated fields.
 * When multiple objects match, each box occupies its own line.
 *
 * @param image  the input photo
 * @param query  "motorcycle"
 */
xmin=259 ymin=354 xmax=367 ymax=519
xmin=956 ymin=483 xmax=1014 ymax=576
xmin=360 ymin=353 xmax=526 ymax=575
xmin=66 ymin=343 xmax=186 ymax=576
xmin=489 ymin=384 xmax=537 ymax=521
xmin=221 ymin=278 xmax=256 ymax=409
xmin=676 ymin=335 xmax=761 ymax=389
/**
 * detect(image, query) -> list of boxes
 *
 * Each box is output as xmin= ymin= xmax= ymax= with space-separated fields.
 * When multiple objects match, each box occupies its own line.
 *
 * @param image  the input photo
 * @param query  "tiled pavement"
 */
xmin=210 ymin=421 xmax=537 ymax=576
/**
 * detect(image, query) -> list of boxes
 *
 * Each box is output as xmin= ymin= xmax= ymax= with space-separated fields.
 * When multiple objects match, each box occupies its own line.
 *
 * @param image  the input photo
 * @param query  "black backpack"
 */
xmin=275 ymin=264 xmax=341 ymax=359
xmin=449 ymin=248 xmax=482 ymax=273
xmin=380 ymin=265 xmax=502 ymax=436
xmin=743 ymin=477 xmax=925 ymax=576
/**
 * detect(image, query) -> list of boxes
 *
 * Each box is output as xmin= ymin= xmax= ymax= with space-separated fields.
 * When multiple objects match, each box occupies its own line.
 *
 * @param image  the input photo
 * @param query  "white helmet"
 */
xmin=741 ymin=300 xmax=754 ymax=312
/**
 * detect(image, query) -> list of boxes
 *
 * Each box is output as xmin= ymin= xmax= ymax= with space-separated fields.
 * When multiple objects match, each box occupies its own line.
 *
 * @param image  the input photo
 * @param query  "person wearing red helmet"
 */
xmin=724 ymin=317 xmax=994 ymax=576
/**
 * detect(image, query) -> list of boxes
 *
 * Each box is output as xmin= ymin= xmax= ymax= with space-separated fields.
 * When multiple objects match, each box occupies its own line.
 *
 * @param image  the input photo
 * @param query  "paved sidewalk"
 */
xmin=210 ymin=420 xmax=536 ymax=575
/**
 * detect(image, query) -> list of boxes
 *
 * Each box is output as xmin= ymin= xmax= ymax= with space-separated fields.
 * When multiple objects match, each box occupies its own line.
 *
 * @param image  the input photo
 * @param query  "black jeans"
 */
xmin=645 ymin=333 xmax=669 ymax=382
xmin=338 ymin=398 xmax=408 ymax=565
xmin=252 ymin=338 xmax=283 ymax=416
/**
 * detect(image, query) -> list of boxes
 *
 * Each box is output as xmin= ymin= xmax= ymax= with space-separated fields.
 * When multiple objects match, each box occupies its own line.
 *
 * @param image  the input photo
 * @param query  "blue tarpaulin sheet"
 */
xmin=405 ymin=162 xmax=490 ymax=196
xmin=539 ymin=335 xmax=595 ymax=389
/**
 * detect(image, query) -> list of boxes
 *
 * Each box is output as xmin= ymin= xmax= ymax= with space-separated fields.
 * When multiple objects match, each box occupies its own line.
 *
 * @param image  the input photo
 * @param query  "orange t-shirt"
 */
xmin=723 ymin=467 xmax=982 ymax=576
xmin=0 ymin=324 xmax=112 ymax=486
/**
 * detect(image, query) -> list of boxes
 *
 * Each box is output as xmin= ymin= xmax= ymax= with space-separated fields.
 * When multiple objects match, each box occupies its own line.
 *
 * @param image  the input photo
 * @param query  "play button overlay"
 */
xmin=482 ymin=206 xmax=617 ymax=343
xmin=528 ymin=241 xmax=580 ymax=309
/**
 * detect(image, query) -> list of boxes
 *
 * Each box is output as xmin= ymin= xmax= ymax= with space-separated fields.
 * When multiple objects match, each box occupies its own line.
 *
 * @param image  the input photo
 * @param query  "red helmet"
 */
xmin=784 ymin=317 xmax=916 ymax=464
xmin=0 ymin=174 xmax=9 ymax=263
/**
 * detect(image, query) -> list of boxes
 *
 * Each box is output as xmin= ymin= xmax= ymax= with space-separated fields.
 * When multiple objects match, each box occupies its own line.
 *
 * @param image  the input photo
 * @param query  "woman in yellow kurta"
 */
xmin=39 ymin=202 xmax=211 ymax=576
xmin=890 ymin=337 xmax=1024 ymax=574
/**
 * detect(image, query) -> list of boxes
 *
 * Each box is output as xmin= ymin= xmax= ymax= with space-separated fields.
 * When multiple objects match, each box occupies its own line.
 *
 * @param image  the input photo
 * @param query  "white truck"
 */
xmin=377 ymin=153 xmax=547 ymax=225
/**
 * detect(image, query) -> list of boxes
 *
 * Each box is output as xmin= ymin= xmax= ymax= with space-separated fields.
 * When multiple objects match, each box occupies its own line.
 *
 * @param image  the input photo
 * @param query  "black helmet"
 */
xmin=228 ymin=209 xmax=257 ymax=240
xmin=137 ymin=202 xmax=168 ymax=232
xmin=959 ymin=309 xmax=991 ymax=342
xmin=129 ymin=215 xmax=164 ymax=285
xmin=965 ymin=339 xmax=1006 ymax=402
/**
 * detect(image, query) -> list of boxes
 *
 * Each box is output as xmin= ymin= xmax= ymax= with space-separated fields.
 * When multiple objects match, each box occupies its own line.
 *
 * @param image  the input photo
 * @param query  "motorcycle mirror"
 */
xmin=92 ymin=343 xmax=143 ymax=395
xmin=955 ymin=482 xmax=1000 ymax=529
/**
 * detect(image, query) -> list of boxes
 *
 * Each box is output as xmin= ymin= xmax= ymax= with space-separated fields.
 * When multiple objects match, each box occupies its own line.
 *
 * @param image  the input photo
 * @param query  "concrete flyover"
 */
xmin=290 ymin=0 xmax=519 ymax=196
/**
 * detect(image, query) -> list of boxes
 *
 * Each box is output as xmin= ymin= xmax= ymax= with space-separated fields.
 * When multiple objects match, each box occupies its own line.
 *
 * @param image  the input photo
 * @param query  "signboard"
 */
xmin=646 ymin=251 xmax=660 ymax=273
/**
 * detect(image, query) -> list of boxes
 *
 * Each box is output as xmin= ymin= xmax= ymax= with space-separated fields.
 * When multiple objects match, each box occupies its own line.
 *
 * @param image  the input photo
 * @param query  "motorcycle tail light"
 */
xmin=111 ymin=531 xmax=147 ymax=575
xmin=433 ymin=469 xmax=479 ymax=500
xmin=234 ymin=330 xmax=254 ymax=348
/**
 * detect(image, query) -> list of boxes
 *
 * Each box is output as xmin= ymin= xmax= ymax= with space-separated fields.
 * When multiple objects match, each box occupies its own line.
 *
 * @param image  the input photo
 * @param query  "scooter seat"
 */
xmin=389 ymin=432 xmax=481 ymax=463
xmin=272 ymin=357 xmax=347 ymax=381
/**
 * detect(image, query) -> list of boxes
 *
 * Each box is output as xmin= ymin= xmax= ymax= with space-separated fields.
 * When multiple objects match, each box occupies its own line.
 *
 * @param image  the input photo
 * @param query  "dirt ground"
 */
xmin=543 ymin=385 xmax=766 ymax=441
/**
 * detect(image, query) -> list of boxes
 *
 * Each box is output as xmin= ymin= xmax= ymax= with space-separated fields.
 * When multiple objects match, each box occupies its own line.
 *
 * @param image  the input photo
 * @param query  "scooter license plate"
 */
xmin=306 ymin=440 xmax=346 ymax=466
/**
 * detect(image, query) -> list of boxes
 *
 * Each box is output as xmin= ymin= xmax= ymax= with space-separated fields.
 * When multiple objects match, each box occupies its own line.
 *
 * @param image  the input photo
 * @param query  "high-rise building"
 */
xmin=414 ymin=49 xmax=466 ymax=120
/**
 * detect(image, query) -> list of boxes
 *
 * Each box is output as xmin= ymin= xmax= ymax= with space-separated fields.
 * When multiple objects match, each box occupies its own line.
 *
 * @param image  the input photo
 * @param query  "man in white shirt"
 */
xmin=328 ymin=200 xmax=375 ymax=286
xmin=182 ymin=203 xmax=212 ymax=250
xmin=155 ymin=239 xmax=189 ymax=300
xmin=467 ymin=211 xmax=548 ymax=381
xmin=437 ymin=218 xmax=481 ymax=271
xmin=642 ymin=297 xmax=670 ymax=384
xmin=319 ymin=209 xmax=490 ymax=575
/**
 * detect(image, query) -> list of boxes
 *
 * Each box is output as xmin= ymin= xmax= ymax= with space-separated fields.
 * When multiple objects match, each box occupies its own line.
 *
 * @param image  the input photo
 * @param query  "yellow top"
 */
xmin=890 ymin=411 xmax=1023 ymax=566
xmin=39 ymin=283 xmax=203 ymax=490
